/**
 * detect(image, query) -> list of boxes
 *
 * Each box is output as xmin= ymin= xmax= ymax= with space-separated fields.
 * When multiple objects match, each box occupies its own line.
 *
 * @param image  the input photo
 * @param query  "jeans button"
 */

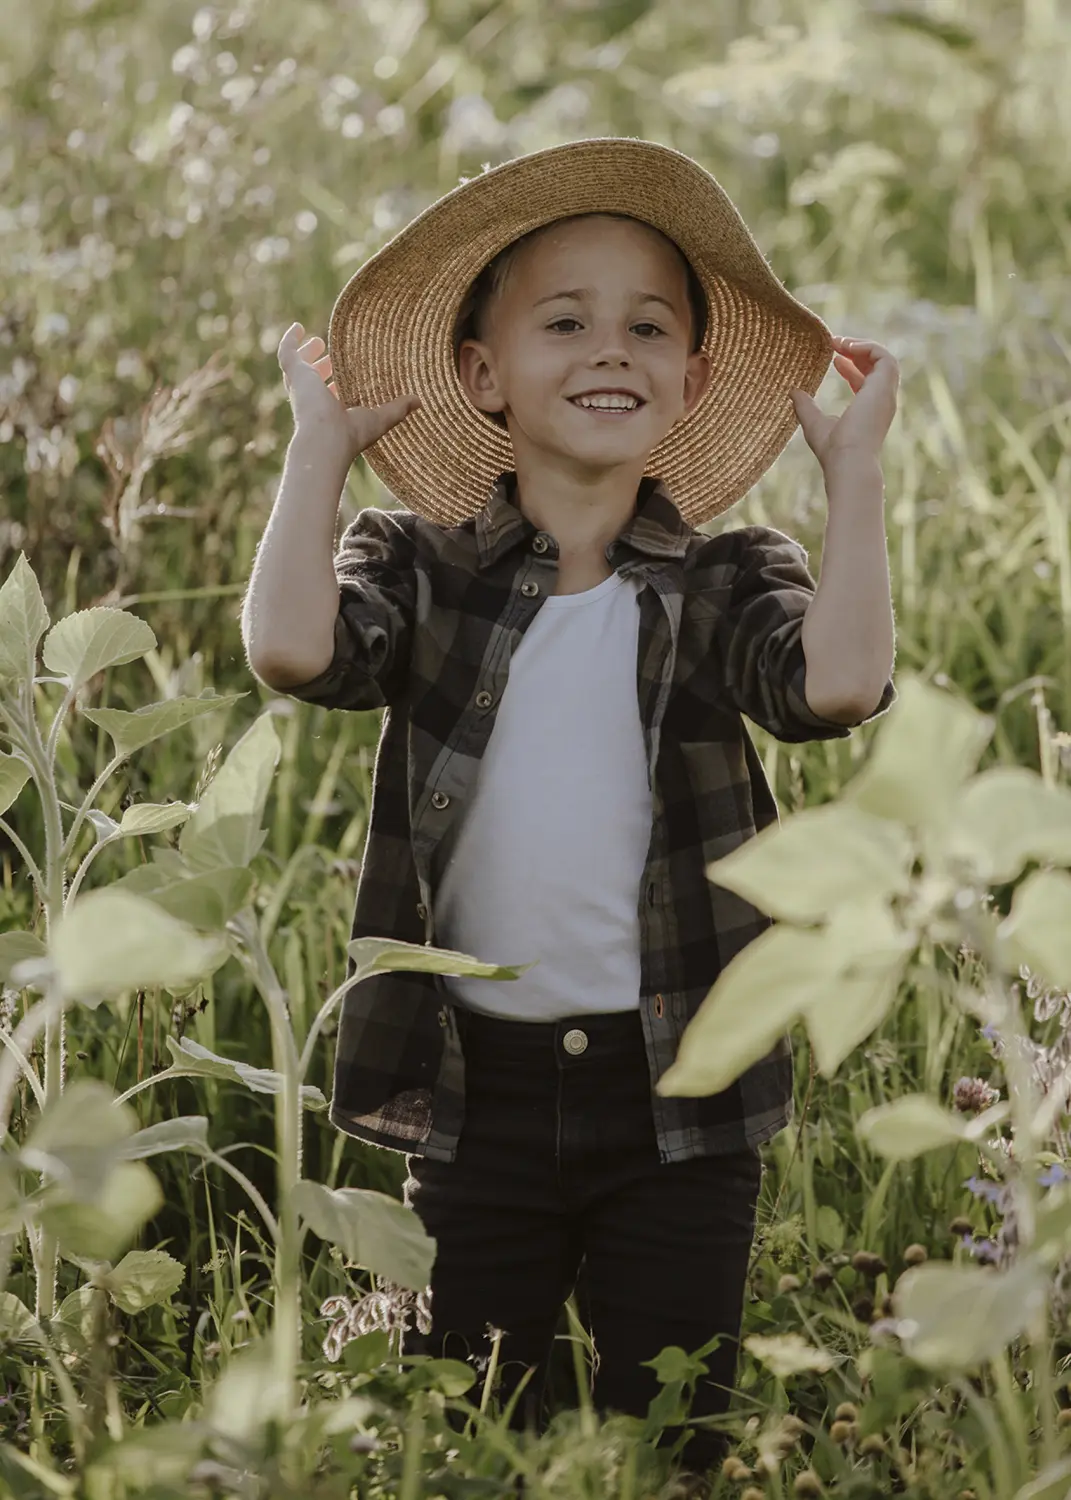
xmin=562 ymin=1028 xmax=588 ymax=1056
xmin=431 ymin=790 xmax=450 ymax=810
xmin=475 ymin=690 xmax=493 ymax=710
xmin=520 ymin=580 xmax=539 ymax=598
xmin=532 ymin=534 xmax=550 ymax=555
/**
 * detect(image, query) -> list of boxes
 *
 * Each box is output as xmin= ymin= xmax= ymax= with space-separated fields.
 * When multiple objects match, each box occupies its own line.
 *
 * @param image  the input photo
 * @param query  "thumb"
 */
xmin=356 ymin=393 xmax=422 ymax=446
xmin=790 ymin=388 xmax=832 ymax=453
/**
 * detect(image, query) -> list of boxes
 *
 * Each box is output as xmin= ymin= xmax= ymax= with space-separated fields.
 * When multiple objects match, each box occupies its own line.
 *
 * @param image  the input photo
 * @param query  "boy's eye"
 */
xmin=631 ymin=322 xmax=665 ymax=338
xmin=547 ymin=317 xmax=582 ymax=333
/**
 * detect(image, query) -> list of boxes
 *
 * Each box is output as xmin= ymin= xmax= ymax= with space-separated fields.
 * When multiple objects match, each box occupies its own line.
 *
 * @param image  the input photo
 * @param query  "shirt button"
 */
xmin=431 ymin=790 xmax=450 ymax=810
xmin=474 ymin=690 xmax=493 ymax=710
xmin=532 ymin=534 xmax=550 ymax=555
xmin=562 ymin=1028 xmax=588 ymax=1056
xmin=520 ymin=580 xmax=539 ymax=598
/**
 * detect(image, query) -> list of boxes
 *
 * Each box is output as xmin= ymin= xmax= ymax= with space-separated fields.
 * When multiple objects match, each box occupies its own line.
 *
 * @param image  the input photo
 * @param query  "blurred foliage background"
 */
xmin=2 ymin=0 xmax=1071 ymax=1461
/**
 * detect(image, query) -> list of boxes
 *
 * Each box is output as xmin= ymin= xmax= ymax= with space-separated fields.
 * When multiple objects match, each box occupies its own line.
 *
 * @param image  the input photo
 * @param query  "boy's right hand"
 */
xmin=277 ymin=322 xmax=420 ymax=465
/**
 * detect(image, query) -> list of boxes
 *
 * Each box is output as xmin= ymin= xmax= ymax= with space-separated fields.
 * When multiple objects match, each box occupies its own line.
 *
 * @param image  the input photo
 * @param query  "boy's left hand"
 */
xmin=791 ymin=336 xmax=899 ymax=474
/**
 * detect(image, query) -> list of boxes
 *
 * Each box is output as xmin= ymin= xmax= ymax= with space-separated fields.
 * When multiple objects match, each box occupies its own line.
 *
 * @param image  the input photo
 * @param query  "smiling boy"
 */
xmin=242 ymin=139 xmax=897 ymax=1484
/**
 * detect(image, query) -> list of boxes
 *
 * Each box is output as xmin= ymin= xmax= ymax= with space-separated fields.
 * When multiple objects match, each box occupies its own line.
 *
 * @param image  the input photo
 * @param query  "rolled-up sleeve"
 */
xmin=713 ymin=526 xmax=895 ymax=743
xmin=283 ymin=506 xmax=417 ymax=712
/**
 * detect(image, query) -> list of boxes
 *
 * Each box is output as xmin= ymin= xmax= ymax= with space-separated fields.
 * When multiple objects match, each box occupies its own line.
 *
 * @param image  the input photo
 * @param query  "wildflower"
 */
xmin=1039 ymin=1164 xmax=1070 ymax=1189
xmin=963 ymin=1176 xmax=1004 ymax=1205
xmin=320 ymin=1280 xmax=432 ymax=1361
xmin=966 ymin=1236 xmax=1000 ymax=1266
xmin=953 ymin=1076 xmax=1000 ymax=1113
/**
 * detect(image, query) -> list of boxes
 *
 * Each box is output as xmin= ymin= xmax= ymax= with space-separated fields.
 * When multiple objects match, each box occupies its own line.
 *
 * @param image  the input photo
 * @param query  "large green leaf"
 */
xmin=857 ymin=1094 xmax=1007 ymax=1160
xmin=0 ymin=753 xmax=32 ymax=817
xmin=0 ymin=554 xmax=50 ymax=682
xmin=802 ymin=899 xmax=912 ymax=1075
xmin=0 ymin=930 xmax=46 ymax=984
xmin=53 ymin=1286 xmax=97 ymax=1352
xmin=39 ymin=1161 xmax=163 ymax=1262
xmin=347 ymin=935 xmax=532 ymax=985
xmin=178 ymin=713 xmax=280 ymax=873
xmin=21 ymin=1080 xmax=137 ymax=1199
xmin=846 ymin=676 xmax=991 ymax=829
xmin=112 ymin=863 xmax=253 ymax=930
xmin=82 ymin=692 xmax=244 ymax=758
xmin=705 ymin=803 xmax=915 ymax=924
xmin=103 ymin=1250 xmax=185 ymax=1314
xmin=119 ymin=1116 xmax=209 ymax=1159
xmin=948 ymin=767 xmax=1071 ymax=882
xmin=895 ymin=1258 xmax=1048 ymax=1369
xmin=118 ymin=802 xmax=192 ymax=836
xmin=998 ymin=870 xmax=1071 ymax=990
xmin=293 ymin=1179 xmax=435 ymax=1291
xmin=657 ymin=924 xmax=827 ymax=1097
xmin=50 ymin=889 xmax=230 ymax=1004
xmin=0 ymin=1291 xmax=37 ymax=1343
xmin=41 ymin=607 xmax=156 ymax=690
xmin=1014 ymin=1460 xmax=1071 ymax=1500
xmin=209 ymin=1342 xmax=290 ymax=1443
xmin=164 ymin=1036 xmax=326 ymax=1110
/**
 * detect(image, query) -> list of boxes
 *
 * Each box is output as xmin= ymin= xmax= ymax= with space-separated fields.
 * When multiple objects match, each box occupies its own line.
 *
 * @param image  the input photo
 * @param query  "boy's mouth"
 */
xmin=567 ymin=389 xmax=646 ymax=414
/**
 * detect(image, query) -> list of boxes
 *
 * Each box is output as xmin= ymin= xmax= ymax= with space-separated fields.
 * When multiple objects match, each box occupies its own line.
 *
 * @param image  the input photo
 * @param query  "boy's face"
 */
xmin=458 ymin=216 xmax=710 ymax=483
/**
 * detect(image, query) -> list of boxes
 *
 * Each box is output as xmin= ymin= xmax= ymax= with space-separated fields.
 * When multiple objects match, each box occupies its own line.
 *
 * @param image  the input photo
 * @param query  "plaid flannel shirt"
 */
xmin=284 ymin=475 xmax=894 ymax=1162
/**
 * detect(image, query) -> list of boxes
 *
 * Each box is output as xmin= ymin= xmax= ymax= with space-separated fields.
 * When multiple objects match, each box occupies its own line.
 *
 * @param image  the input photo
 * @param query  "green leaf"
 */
xmin=104 ymin=1249 xmax=185 ymax=1313
xmin=53 ymin=1286 xmax=97 ymax=1352
xmin=846 ymin=676 xmax=991 ymax=829
xmin=0 ymin=753 xmax=32 ymax=817
xmin=39 ymin=1161 xmax=162 ymax=1262
xmin=119 ymin=1116 xmax=209 ymax=1159
xmin=0 ymin=1291 xmax=38 ymax=1343
xmin=82 ymin=692 xmax=244 ymax=758
xmin=1014 ymin=1458 xmax=1071 ymax=1500
xmin=998 ymin=870 xmax=1071 ymax=990
xmin=293 ymin=1180 xmax=435 ymax=1291
xmin=209 ymin=1342 xmax=290 ymax=1442
xmin=1035 ymin=1186 xmax=1071 ymax=1266
xmin=0 ymin=554 xmax=50 ymax=682
xmin=0 ymin=931 xmax=46 ymax=984
xmin=347 ymin=935 xmax=531 ymax=985
xmin=948 ymin=768 xmax=1071 ymax=882
xmin=118 ymin=802 xmax=192 ymax=836
xmin=895 ymin=1258 xmax=1048 ymax=1369
xmin=815 ymin=1204 xmax=845 ymax=1251
xmin=406 ymin=1358 xmax=478 ymax=1396
xmin=112 ymin=863 xmax=253 ymax=930
xmin=801 ymin=899 xmax=912 ymax=1075
xmin=41 ymin=607 xmax=156 ymax=690
xmin=178 ymin=713 xmax=280 ymax=873
xmin=21 ymin=1080 xmax=137 ymax=1199
xmin=50 ymin=889 xmax=230 ymax=1004
xmin=706 ymin=803 xmax=915 ymax=924
xmin=857 ymin=1094 xmax=1007 ymax=1160
xmin=657 ymin=924 xmax=826 ymax=1097
xmin=643 ymin=1346 xmax=700 ymax=1385
xmin=164 ymin=1036 xmax=326 ymax=1111
xmin=743 ymin=1332 xmax=834 ymax=1378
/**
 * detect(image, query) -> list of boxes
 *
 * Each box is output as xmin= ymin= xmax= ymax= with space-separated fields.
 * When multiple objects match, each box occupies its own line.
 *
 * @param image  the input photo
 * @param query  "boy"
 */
xmin=242 ymin=138 xmax=897 ymax=1479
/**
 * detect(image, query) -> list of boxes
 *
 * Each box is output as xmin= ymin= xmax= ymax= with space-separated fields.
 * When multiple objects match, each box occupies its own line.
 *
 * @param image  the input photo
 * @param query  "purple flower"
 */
xmin=965 ymin=1175 xmax=1004 ymax=1204
xmin=953 ymin=1076 xmax=1000 ymax=1113
xmin=1039 ymin=1164 xmax=1070 ymax=1189
xmin=966 ymin=1236 xmax=1000 ymax=1265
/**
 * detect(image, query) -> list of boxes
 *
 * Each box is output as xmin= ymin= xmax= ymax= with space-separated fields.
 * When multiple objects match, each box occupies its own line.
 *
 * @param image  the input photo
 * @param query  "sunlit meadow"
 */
xmin=2 ymin=0 xmax=1071 ymax=1495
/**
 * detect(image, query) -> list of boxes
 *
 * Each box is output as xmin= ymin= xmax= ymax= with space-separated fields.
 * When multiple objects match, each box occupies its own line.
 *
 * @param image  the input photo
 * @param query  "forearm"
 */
xmin=801 ymin=458 xmax=895 ymax=721
xmin=241 ymin=429 xmax=351 ymax=684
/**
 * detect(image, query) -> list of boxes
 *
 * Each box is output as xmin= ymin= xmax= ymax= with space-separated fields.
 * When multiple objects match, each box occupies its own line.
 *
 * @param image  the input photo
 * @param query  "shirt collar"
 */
xmin=473 ymin=473 xmax=693 ymax=571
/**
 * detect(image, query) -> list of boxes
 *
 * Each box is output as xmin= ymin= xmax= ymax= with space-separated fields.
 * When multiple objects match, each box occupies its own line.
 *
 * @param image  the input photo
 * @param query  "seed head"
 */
xmin=851 ymin=1296 xmax=874 ymax=1323
xmin=852 ymin=1251 xmax=887 ymax=1277
xmin=793 ymin=1471 xmax=823 ymax=1498
xmin=778 ymin=1273 xmax=803 ymax=1294
xmin=859 ymin=1433 xmax=885 ymax=1456
xmin=812 ymin=1264 xmax=834 ymax=1290
xmin=903 ymin=1243 xmax=928 ymax=1266
xmin=953 ymin=1076 xmax=1000 ymax=1113
xmin=949 ymin=1216 xmax=974 ymax=1237
xmin=780 ymin=1414 xmax=806 ymax=1440
xmin=1058 ymin=1408 xmax=1071 ymax=1429
xmin=834 ymin=1402 xmax=858 ymax=1422
xmin=742 ymin=1490 xmax=766 ymax=1500
xmin=829 ymin=1420 xmax=855 ymax=1445
xmin=721 ymin=1457 xmax=751 ymax=1481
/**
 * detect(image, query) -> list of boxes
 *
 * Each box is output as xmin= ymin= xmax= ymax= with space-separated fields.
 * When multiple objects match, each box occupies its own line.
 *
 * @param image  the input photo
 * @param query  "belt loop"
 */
xmin=654 ymin=993 xmax=664 ymax=1019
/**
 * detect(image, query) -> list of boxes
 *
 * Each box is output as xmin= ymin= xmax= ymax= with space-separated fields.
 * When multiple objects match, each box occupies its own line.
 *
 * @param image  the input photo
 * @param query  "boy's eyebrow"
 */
xmin=532 ymin=288 xmax=680 ymax=313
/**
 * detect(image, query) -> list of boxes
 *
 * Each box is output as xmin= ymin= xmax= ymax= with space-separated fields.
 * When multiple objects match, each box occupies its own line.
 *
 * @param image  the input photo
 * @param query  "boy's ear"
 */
xmin=457 ymin=340 xmax=506 ymax=416
xmin=681 ymin=350 xmax=712 ymax=417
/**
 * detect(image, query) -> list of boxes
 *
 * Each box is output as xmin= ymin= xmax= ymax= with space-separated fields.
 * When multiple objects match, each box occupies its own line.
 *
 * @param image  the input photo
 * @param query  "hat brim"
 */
xmin=328 ymin=137 xmax=831 ymax=528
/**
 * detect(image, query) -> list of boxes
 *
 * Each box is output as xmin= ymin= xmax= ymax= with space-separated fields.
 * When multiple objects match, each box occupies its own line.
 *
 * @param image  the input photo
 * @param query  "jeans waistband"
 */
xmin=455 ymin=1005 xmax=645 ymax=1066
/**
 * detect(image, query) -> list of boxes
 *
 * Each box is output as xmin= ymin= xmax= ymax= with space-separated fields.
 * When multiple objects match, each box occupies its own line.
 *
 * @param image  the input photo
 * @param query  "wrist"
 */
xmin=287 ymin=424 xmax=355 ymax=480
xmin=822 ymin=452 xmax=885 ymax=501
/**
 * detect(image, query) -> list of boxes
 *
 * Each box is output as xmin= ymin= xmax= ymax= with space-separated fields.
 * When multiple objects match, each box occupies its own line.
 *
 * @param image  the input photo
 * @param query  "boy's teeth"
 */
xmin=575 ymin=394 xmax=638 ymax=410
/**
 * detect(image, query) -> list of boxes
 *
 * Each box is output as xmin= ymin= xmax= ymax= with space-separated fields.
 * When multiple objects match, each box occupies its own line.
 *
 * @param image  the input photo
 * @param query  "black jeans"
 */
xmin=404 ymin=1007 xmax=762 ymax=1473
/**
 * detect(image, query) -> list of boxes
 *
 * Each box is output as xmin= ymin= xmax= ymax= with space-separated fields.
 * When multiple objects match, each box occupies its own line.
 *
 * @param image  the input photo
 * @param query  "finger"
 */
xmin=790 ymin=389 xmax=833 ymax=450
xmin=359 ymin=393 xmax=422 ymax=444
xmin=277 ymin=321 xmax=306 ymax=370
xmin=298 ymin=335 xmax=327 ymax=363
xmin=833 ymin=353 xmax=867 ymax=395
xmin=327 ymin=379 xmax=342 ymax=402
xmin=312 ymin=354 xmax=333 ymax=379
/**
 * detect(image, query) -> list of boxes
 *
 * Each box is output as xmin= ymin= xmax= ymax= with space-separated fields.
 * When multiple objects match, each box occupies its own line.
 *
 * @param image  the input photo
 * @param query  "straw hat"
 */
xmin=328 ymin=137 xmax=832 ymax=528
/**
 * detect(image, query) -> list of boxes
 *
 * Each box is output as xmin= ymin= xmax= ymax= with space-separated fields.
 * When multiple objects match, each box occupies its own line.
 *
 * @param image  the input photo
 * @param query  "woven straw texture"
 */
xmin=328 ymin=138 xmax=832 ymax=528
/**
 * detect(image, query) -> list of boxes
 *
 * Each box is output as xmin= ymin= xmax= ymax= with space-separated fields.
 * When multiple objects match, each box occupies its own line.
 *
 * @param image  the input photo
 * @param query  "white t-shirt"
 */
xmin=434 ymin=570 xmax=652 ymax=1020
